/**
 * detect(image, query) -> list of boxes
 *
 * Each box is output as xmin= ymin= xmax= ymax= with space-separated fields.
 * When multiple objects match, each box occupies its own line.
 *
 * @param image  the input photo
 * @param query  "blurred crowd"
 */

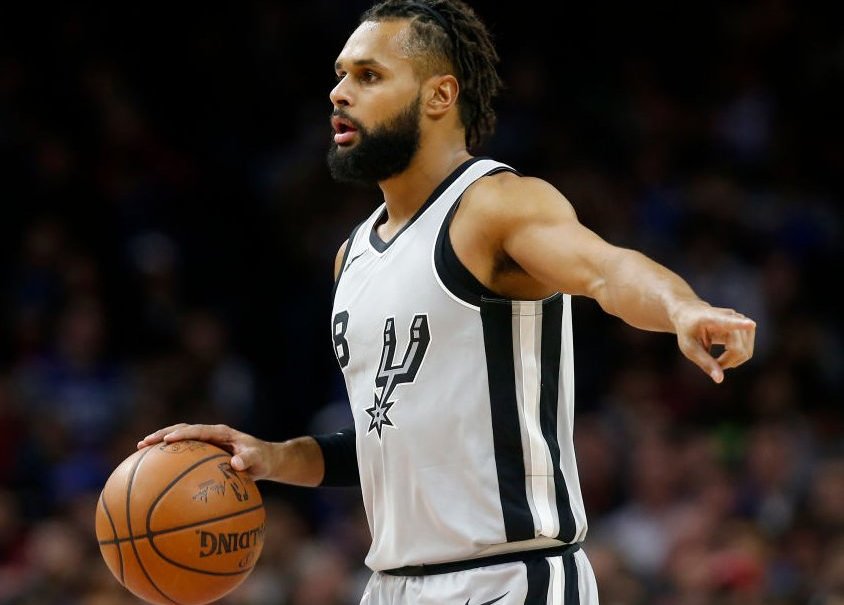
xmin=0 ymin=1 xmax=841 ymax=604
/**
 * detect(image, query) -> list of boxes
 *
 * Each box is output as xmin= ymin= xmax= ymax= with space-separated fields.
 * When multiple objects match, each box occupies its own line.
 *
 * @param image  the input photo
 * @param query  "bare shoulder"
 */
xmin=450 ymin=171 xmax=585 ymax=295
xmin=460 ymin=171 xmax=577 ymax=225
xmin=334 ymin=239 xmax=349 ymax=281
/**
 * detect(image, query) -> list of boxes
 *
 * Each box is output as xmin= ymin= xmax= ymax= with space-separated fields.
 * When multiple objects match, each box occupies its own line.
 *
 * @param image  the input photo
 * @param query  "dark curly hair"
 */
xmin=360 ymin=0 xmax=502 ymax=150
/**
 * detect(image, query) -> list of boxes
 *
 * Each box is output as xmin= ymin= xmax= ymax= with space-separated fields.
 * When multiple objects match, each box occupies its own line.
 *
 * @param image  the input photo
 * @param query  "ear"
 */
xmin=423 ymin=74 xmax=459 ymax=117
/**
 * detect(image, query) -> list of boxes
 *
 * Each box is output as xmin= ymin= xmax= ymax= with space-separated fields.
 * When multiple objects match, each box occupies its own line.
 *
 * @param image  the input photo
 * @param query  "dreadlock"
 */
xmin=360 ymin=0 xmax=503 ymax=151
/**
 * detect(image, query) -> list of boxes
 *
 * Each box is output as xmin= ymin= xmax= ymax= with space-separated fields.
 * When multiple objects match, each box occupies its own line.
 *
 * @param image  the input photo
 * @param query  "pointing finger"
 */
xmin=705 ymin=315 xmax=756 ymax=332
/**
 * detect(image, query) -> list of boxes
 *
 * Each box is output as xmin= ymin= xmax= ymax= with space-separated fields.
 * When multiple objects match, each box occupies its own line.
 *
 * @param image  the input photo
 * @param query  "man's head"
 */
xmin=359 ymin=0 xmax=502 ymax=150
xmin=327 ymin=0 xmax=502 ymax=185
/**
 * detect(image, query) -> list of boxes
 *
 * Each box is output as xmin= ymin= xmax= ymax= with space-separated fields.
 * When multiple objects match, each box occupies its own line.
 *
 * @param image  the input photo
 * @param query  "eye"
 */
xmin=360 ymin=70 xmax=379 ymax=83
xmin=335 ymin=71 xmax=346 ymax=82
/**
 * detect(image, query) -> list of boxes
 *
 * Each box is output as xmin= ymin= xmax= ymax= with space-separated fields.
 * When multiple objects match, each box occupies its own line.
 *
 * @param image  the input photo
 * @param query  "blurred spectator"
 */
xmin=125 ymin=230 xmax=184 ymax=355
xmin=170 ymin=308 xmax=257 ymax=428
xmin=812 ymin=538 xmax=844 ymax=605
xmin=595 ymin=431 xmax=687 ymax=583
xmin=807 ymin=458 xmax=844 ymax=533
xmin=735 ymin=419 xmax=813 ymax=537
xmin=14 ymin=298 xmax=131 ymax=447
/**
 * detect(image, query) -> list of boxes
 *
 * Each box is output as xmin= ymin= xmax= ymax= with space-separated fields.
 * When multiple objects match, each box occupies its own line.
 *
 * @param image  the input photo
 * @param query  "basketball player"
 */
xmin=138 ymin=1 xmax=757 ymax=602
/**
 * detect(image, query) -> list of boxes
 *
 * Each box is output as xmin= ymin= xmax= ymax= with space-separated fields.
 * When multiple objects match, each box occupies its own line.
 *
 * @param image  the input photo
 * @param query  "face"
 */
xmin=327 ymin=20 xmax=424 ymax=185
xmin=327 ymin=93 xmax=421 ymax=185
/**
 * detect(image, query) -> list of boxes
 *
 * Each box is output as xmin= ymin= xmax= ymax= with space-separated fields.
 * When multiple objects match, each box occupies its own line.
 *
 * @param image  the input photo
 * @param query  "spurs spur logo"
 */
xmin=366 ymin=314 xmax=430 ymax=438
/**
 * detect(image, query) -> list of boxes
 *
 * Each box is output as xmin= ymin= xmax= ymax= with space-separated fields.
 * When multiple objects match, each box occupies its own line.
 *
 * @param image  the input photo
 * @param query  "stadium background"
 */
xmin=0 ymin=1 xmax=841 ymax=603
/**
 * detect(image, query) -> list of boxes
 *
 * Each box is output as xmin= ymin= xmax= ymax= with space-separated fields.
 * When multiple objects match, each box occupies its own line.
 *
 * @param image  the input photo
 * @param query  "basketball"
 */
xmin=95 ymin=440 xmax=265 ymax=605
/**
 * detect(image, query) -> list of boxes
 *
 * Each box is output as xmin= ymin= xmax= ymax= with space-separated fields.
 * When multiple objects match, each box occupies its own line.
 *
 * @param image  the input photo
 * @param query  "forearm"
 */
xmin=593 ymin=248 xmax=703 ymax=333
xmin=255 ymin=428 xmax=359 ymax=487
xmin=268 ymin=436 xmax=326 ymax=487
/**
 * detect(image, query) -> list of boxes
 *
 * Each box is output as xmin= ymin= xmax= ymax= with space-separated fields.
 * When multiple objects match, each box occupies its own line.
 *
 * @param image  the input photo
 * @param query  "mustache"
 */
xmin=331 ymin=109 xmax=364 ymax=131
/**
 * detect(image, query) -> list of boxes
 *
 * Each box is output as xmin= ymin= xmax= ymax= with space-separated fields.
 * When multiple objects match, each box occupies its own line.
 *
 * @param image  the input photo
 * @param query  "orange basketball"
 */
xmin=95 ymin=440 xmax=265 ymax=605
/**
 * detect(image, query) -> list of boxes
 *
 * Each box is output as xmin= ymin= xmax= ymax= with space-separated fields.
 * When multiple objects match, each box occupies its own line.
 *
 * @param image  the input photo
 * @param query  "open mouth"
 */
xmin=331 ymin=115 xmax=359 ymax=145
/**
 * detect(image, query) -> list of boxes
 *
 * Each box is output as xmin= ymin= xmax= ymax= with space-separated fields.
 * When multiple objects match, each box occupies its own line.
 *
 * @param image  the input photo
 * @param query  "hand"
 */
xmin=137 ymin=423 xmax=275 ymax=480
xmin=673 ymin=302 xmax=756 ymax=383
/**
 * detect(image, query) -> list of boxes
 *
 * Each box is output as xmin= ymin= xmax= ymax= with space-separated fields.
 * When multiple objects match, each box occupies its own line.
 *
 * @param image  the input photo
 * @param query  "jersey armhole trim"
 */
xmin=433 ymin=167 xmax=519 ymax=307
xmin=332 ymin=221 xmax=364 ymax=301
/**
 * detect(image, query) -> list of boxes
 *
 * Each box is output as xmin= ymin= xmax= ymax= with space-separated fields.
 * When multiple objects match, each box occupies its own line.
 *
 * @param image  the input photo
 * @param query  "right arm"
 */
xmin=137 ymin=423 xmax=327 ymax=487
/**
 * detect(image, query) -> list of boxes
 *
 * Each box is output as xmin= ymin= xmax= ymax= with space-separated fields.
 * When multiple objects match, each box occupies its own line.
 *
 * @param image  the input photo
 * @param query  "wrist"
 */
xmin=667 ymin=297 xmax=708 ymax=332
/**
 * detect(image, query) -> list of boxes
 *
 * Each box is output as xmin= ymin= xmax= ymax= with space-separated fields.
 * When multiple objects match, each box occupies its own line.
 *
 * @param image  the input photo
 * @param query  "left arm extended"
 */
xmin=472 ymin=175 xmax=756 ymax=383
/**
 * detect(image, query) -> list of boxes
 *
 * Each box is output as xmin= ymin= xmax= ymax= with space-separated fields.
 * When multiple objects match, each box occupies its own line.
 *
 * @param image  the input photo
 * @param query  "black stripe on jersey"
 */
xmin=524 ymin=558 xmax=550 ymax=605
xmin=564 ymin=551 xmax=580 ymax=604
xmin=480 ymin=299 xmax=535 ymax=542
xmin=332 ymin=221 xmax=364 ymax=301
xmin=525 ymin=553 xmax=580 ymax=605
xmin=434 ymin=200 xmax=498 ymax=307
xmin=433 ymin=167 xmax=518 ymax=307
xmin=369 ymin=156 xmax=489 ymax=252
xmin=540 ymin=295 xmax=577 ymax=542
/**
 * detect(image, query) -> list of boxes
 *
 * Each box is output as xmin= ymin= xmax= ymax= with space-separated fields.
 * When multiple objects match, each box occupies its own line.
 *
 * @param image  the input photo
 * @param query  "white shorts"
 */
xmin=360 ymin=548 xmax=598 ymax=605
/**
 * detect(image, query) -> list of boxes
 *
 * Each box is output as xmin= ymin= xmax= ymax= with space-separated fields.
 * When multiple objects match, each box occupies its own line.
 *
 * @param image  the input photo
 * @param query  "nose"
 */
xmin=330 ymin=77 xmax=351 ymax=108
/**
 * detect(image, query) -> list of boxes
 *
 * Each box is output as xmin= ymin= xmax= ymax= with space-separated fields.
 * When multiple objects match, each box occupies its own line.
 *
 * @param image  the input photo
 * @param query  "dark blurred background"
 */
xmin=0 ymin=1 xmax=841 ymax=604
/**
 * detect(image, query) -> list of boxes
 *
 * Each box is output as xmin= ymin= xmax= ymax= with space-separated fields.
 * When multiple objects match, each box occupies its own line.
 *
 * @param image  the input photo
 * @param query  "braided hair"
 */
xmin=360 ymin=0 xmax=502 ymax=150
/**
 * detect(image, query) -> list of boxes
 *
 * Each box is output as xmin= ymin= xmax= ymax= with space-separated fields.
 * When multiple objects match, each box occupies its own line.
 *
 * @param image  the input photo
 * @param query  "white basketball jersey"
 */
xmin=331 ymin=157 xmax=588 ymax=571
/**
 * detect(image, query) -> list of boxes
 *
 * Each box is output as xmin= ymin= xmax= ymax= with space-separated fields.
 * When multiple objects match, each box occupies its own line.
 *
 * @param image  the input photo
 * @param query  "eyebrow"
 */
xmin=334 ymin=58 xmax=387 ymax=72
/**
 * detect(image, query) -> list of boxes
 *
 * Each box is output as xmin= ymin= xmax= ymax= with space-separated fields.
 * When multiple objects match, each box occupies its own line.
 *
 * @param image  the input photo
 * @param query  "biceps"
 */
xmin=504 ymin=219 xmax=615 ymax=297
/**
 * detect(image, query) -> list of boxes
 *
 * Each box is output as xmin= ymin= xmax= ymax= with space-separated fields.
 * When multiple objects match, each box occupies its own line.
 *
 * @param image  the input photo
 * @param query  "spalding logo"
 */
xmin=198 ymin=524 xmax=264 ymax=558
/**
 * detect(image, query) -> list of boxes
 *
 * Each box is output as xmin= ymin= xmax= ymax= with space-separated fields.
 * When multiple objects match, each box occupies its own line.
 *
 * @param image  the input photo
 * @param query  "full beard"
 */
xmin=327 ymin=94 xmax=422 ymax=186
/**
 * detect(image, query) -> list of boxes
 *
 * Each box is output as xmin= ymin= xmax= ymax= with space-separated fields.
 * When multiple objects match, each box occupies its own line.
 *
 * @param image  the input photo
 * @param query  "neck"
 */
xmin=377 ymin=137 xmax=473 ymax=226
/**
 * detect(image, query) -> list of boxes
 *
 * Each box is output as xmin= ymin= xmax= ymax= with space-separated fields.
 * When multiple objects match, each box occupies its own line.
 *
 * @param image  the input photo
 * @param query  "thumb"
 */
xmin=231 ymin=453 xmax=249 ymax=471
xmin=230 ymin=444 xmax=265 ymax=476
xmin=228 ymin=439 xmax=271 ymax=480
